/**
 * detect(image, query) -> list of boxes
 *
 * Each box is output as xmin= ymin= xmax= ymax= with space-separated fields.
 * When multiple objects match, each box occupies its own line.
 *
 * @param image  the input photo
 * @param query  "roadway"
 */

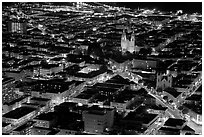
xmin=114 ymin=69 xmax=201 ymax=135
xmin=16 ymin=7 xmax=201 ymax=135
xmin=186 ymin=119 xmax=202 ymax=134
xmin=155 ymin=31 xmax=191 ymax=52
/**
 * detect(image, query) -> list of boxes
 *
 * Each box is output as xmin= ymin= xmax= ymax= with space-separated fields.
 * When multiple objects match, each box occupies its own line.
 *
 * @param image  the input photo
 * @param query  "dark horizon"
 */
xmin=2 ymin=2 xmax=202 ymax=14
xmin=115 ymin=2 xmax=202 ymax=13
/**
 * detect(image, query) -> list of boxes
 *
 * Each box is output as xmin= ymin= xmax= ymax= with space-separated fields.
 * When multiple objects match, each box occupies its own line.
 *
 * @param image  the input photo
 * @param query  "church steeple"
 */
xmin=121 ymin=29 xmax=127 ymax=41
xmin=121 ymin=27 xmax=140 ymax=54
xmin=130 ymin=30 xmax=135 ymax=42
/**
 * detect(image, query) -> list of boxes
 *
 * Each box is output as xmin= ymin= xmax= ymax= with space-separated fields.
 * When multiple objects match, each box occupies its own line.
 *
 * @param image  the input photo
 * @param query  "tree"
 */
xmin=163 ymin=96 xmax=168 ymax=101
xmin=157 ymin=87 xmax=163 ymax=93
xmin=125 ymin=51 xmax=132 ymax=58
xmin=139 ymin=48 xmax=148 ymax=56
xmin=182 ymin=108 xmax=189 ymax=114
xmin=164 ymin=87 xmax=177 ymax=93
xmin=146 ymin=47 xmax=152 ymax=55
xmin=147 ymin=84 xmax=152 ymax=89
xmin=138 ymin=79 xmax=143 ymax=84
xmin=169 ymin=99 xmax=173 ymax=104
xmin=178 ymin=106 xmax=184 ymax=110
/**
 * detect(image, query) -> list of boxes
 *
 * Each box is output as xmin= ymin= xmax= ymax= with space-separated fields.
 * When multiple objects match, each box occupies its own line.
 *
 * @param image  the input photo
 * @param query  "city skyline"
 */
xmin=2 ymin=2 xmax=202 ymax=135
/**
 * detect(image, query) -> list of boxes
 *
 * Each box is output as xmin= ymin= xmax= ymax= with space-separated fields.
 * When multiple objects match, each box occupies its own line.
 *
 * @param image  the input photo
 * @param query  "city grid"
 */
xmin=2 ymin=2 xmax=202 ymax=135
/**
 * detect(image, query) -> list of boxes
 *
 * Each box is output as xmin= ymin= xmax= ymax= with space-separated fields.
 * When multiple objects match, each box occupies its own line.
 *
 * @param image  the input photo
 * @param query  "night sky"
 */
xmin=116 ymin=2 xmax=202 ymax=13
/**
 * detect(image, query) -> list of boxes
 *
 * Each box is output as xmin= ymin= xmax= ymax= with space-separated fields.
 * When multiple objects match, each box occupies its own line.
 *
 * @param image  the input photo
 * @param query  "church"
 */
xmin=121 ymin=28 xmax=140 ymax=54
xmin=156 ymin=70 xmax=173 ymax=90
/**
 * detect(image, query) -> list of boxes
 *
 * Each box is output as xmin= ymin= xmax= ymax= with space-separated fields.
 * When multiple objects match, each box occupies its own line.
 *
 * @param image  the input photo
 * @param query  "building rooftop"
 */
xmin=185 ymin=94 xmax=202 ymax=101
xmin=133 ymin=88 xmax=148 ymax=96
xmin=92 ymin=94 xmax=108 ymax=102
xmin=56 ymin=121 xmax=83 ymax=131
xmin=34 ymin=112 xmax=56 ymax=121
xmin=32 ymin=80 xmax=75 ymax=93
xmin=3 ymin=106 xmax=36 ymax=119
xmin=181 ymin=125 xmax=195 ymax=132
xmin=164 ymin=88 xmax=181 ymax=98
xmin=41 ymin=63 xmax=59 ymax=69
xmin=123 ymin=105 xmax=158 ymax=124
xmin=75 ymin=93 xmax=93 ymax=100
xmin=158 ymin=127 xmax=181 ymax=135
xmin=47 ymin=130 xmax=60 ymax=135
xmin=183 ymin=103 xmax=202 ymax=115
xmin=13 ymin=121 xmax=35 ymax=131
xmin=124 ymin=123 xmax=147 ymax=133
xmin=85 ymin=105 xmax=114 ymax=115
xmin=31 ymin=126 xmax=52 ymax=133
xmin=106 ymin=75 xmax=131 ymax=85
xmin=94 ymin=82 xmax=124 ymax=89
xmin=148 ymin=104 xmax=168 ymax=111
xmin=3 ymin=95 xmax=28 ymax=106
xmin=55 ymin=102 xmax=88 ymax=114
xmin=2 ymin=77 xmax=15 ymax=85
xmin=2 ymin=122 xmax=10 ymax=127
xmin=56 ymin=102 xmax=78 ymax=108
xmin=195 ymin=85 xmax=202 ymax=93
xmin=30 ymin=97 xmax=51 ymax=102
xmin=72 ymin=66 xmax=106 ymax=78
xmin=81 ymin=88 xmax=99 ymax=95
xmin=113 ymin=90 xmax=135 ymax=103
xmin=22 ymin=102 xmax=42 ymax=106
xmin=164 ymin=118 xmax=186 ymax=128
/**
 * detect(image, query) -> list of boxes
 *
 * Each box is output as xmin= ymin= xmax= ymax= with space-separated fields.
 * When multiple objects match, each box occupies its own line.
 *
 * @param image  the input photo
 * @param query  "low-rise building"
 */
xmin=110 ymin=88 xmax=138 ymax=110
xmin=131 ymin=58 xmax=158 ymax=70
xmin=3 ymin=95 xmax=30 ymax=114
xmin=30 ymin=127 xmax=53 ymax=135
xmin=163 ymin=118 xmax=186 ymax=129
xmin=157 ymin=127 xmax=181 ymax=135
xmin=55 ymin=121 xmax=84 ymax=135
xmin=2 ymin=106 xmax=37 ymax=126
xmin=30 ymin=79 xmax=76 ymax=106
xmin=2 ymin=76 xmax=17 ymax=104
xmin=121 ymin=106 xmax=159 ymax=129
xmin=180 ymin=125 xmax=195 ymax=135
xmin=33 ymin=112 xmax=57 ymax=128
xmin=33 ymin=63 xmax=63 ymax=77
xmin=2 ymin=122 xmax=12 ymax=134
xmin=11 ymin=121 xmax=35 ymax=135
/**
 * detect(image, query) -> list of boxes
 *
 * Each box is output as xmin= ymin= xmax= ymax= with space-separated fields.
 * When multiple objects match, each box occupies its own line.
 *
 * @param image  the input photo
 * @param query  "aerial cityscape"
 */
xmin=2 ymin=2 xmax=202 ymax=135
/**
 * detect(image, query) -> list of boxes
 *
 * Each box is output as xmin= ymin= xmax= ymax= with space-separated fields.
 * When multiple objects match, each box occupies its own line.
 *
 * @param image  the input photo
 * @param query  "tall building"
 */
xmin=82 ymin=106 xmax=115 ymax=134
xmin=8 ymin=20 xmax=27 ymax=34
xmin=121 ymin=29 xmax=140 ymax=53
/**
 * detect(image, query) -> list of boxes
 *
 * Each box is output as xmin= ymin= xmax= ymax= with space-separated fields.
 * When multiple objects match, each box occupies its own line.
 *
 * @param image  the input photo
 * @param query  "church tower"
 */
xmin=121 ymin=27 xmax=140 ymax=54
xmin=128 ymin=30 xmax=135 ymax=53
xmin=121 ymin=29 xmax=128 ymax=53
